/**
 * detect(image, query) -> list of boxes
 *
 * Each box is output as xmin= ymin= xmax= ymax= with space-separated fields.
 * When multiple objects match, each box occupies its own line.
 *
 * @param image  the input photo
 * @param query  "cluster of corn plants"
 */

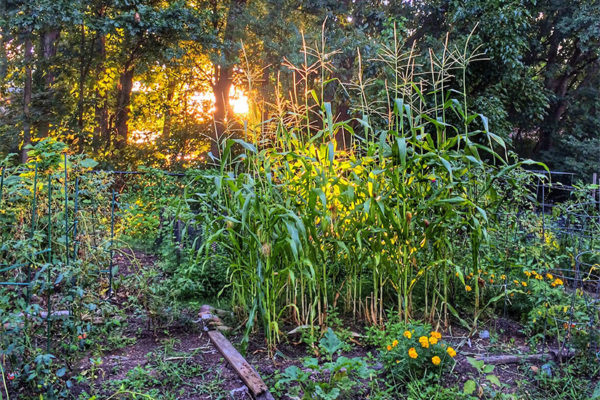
xmin=196 ymin=29 xmax=542 ymax=351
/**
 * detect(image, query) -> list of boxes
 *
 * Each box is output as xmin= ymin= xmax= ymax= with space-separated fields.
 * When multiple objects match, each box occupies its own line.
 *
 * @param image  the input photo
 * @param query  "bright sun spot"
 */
xmin=188 ymin=86 xmax=249 ymax=117
xmin=231 ymin=92 xmax=249 ymax=115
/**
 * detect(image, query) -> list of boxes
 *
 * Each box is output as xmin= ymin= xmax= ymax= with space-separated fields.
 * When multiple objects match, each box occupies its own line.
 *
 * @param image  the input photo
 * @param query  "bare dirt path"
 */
xmin=75 ymin=249 xmax=251 ymax=399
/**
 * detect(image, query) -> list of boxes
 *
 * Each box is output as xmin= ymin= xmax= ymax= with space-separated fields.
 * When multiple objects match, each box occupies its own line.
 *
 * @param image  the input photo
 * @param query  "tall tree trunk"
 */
xmin=37 ymin=30 xmax=60 ymax=138
xmin=0 ymin=0 xmax=7 ymax=83
xmin=115 ymin=66 xmax=134 ymax=149
xmin=212 ymin=65 xmax=233 ymax=158
xmin=21 ymin=34 xmax=33 ymax=163
xmin=162 ymin=78 xmax=176 ymax=138
xmin=93 ymin=32 xmax=109 ymax=150
xmin=210 ymin=0 xmax=247 ymax=159
xmin=77 ymin=23 xmax=86 ymax=131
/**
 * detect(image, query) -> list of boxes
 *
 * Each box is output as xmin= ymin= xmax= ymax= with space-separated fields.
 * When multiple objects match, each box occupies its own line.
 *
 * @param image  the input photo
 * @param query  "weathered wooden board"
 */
xmin=207 ymin=329 xmax=275 ymax=400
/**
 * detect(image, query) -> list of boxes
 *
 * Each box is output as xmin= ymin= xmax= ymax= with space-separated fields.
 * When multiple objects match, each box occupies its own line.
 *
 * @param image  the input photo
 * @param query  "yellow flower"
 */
xmin=546 ymin=273 xmax=554 ymax=280
xmin=432 ymin=356 xmax=441 ymax=366
xmin=430 ymin=331 xmax=442 ymax=339
xmin=446 ymin=347 xmax=457 ymax=358
xmin=501 ymin=274 xmax=506 ymax=280
xmin=465 ymin=285 xmax=472 ymax=292
xmin=552 ymin=278 xmax=564 ymax=287
xmin=392 ymin=340 xmax=399 ymax=347
xmin=429 ymin=336 xmax=438 ymax=345
xmin=396 ymin=359 xmax=400 ymax=364
xmin=403 ymin=330 xmax=412 ymax=339
xmin=419 ymin=336 xmax=430 ymax=348
xmin=522 ymin=281 xmax=527 ymax=287
xmin=408 ymin=347 xmax=418 ymax=359
xmin=387 ymin=345 xmax=392 ymax=351
xmin=524 ymin=271 xmax=531 ymax=277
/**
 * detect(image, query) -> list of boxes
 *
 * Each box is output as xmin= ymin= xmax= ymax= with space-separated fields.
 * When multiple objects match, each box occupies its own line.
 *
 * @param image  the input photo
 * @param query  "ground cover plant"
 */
xmin=1 ymin=16 xmax=600 ymax=400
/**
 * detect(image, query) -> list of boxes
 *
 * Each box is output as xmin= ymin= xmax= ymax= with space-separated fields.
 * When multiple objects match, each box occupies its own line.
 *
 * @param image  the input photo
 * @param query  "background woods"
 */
xmin=0 ymin=0 xmax=598 ymax=176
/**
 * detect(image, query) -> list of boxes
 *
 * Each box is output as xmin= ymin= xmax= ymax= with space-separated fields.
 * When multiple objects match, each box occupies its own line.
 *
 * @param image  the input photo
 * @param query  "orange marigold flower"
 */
xmin=430 ymin=331 xmax=442 ymax=339
xmin=403 ymin=330 xmax=412 ymax=339
xmin=419 ymin=336 xmax=430 ymax=348
xmin=446 ymin=347 xmax=457 ymax=358
xmin=387 ymin=345 xmax=392 ymax=351
xmin=552 ymin=278 xmax=563 ymax=287
xmin=392 ymin=340 xmax=399 ymax=347
xmin=432 ymin=356 xmax=441 ymax=366
xmin=465 ymin=285 xmax=472 ymax=292
xmin=408 ymin=347 xmax=418 ymax=359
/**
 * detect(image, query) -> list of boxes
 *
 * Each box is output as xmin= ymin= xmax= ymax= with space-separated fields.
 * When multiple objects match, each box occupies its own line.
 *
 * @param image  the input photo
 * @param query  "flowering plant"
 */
xmin=380 ymin=323 xmax=456 ymax=382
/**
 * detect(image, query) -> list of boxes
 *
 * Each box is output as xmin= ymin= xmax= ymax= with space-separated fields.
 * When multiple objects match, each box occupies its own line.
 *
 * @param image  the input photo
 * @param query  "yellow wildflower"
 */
xmin=432 ymin=356 xmax=441 ymax=366
xmin=429 ymin=336 xmax=438 ymax=345
xmin=403 ymin=330 xmax=412 ymax=339
xmin=387 ymin=345 xmax=392 ymax=351
xmin=522 ymin=281 xmax=527 ymax=287
xmin=392 ymin=340 xmax=399 ymax=347
xmin=419 ymin=336 xmax=430 ymax=348
xmin=430 ymin=331 xmax=442 ymax=339
xmin=465 ymin=285 xmax=472 ymax=292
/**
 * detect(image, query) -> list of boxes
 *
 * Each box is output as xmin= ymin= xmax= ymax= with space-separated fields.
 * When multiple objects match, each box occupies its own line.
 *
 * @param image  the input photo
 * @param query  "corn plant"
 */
xmin=196 ymin=27 xmax=545 ymax=351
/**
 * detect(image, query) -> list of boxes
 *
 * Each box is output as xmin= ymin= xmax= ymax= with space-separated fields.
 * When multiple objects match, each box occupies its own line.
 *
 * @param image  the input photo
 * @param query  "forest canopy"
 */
xmin=1 ymin=0 xmax=599 ymax=177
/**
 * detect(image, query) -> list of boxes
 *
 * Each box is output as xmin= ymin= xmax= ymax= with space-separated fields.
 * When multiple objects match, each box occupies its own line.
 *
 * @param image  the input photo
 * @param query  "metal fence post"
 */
xmin=46 ymin=172 xmax=53 ymax=354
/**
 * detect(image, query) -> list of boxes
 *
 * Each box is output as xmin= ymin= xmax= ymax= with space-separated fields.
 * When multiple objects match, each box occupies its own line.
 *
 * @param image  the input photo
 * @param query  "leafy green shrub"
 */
xmin=275 ymin=329 xmax=375 ymax=399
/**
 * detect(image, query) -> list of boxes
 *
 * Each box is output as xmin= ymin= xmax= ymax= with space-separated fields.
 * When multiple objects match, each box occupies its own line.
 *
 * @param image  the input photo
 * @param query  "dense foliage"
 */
xmin=0 ymin=1 xmax=599 ymax=176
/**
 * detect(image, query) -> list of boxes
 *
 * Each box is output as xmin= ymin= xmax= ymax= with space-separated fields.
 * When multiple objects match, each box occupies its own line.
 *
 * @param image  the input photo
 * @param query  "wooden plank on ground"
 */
xmin=207 ymin=329 xmax=275 ymax=400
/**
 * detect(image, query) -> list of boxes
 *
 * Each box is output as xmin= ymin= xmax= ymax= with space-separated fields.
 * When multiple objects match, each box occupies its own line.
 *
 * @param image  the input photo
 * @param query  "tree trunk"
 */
xmin=37 ymin=30 xmax=60 ymax=138
xmin=162 ymin=78 xmax=177 ymax=138
xmin=210 ymin=0 xmax=247 ymax=159
xmin=212 ymin=65 xmax=233 ymax=158
xmin=536 ymin=44 xmax=580 ymax=153
xmin=115 ymin=66 xmax=134 ymax=149
xmin=77 ymin=23 xmax=86 ymax=131
xmin=0 ymin=0 xmax=7 ymax=83
xmin=93 ymin=33 xmax=109 ymax=150
xmin=21 ymin=34 xmax=33 ymax=163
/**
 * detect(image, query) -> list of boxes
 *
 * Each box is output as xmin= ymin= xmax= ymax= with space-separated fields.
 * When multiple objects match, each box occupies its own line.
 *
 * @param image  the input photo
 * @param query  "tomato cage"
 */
xmin=549 ymin=202 xmax=600 ymax=250
xmin=544 ymin=250 xmax=600 ymax=363
xmin=0 ymin=155 xmax=117 ymax=366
